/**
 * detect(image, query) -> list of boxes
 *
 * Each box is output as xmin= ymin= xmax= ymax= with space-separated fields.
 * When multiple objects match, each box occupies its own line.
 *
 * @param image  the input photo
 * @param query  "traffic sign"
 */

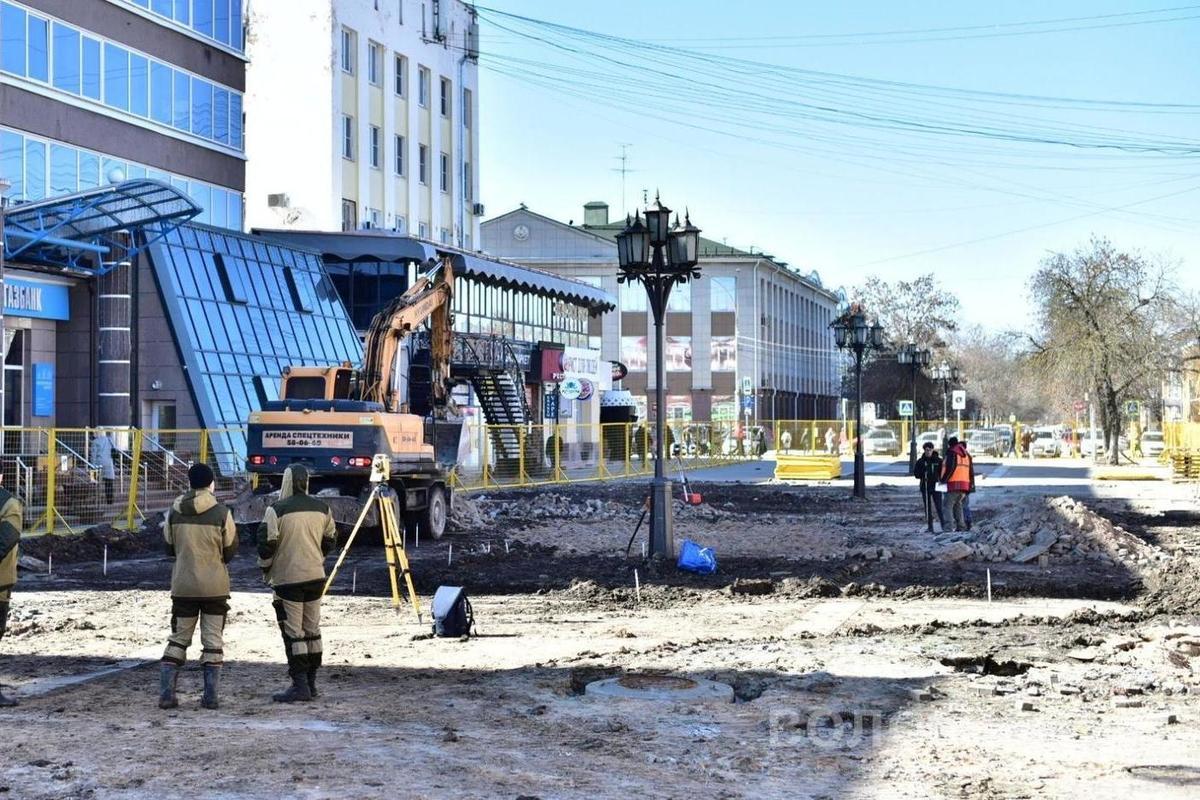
xmin=951 ymin=390 xmax=966 ymax=411
xmin=741 ymin=376 xmax=752 ymax=396
xmin=742 ymin=395 xmax=755 ymax=411
xmin=1125 ymin=400 xmax=1140 ymax=415
xmin=1073 ymin=400 xmax=1086 ymax=413
xmin=898 ymin=400 xmax=914 ymax=418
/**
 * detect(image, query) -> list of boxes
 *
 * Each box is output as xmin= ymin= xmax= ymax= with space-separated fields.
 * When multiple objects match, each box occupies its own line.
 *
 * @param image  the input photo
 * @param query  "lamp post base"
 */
xmin=649 ymin=477 xmax=675 ymax=557
xmin=853 ymin=452 xmax=866 ymax=499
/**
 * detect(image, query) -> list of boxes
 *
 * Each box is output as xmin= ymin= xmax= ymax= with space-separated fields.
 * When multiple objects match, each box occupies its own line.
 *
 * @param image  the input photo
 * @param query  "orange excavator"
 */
xmin=246 ymin=255 xmax=461 ymax=538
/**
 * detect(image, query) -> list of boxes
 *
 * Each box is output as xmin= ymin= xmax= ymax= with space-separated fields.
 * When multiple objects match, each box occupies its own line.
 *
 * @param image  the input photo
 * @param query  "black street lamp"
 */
xmin=932 ymin=361 xmax=961 ymax=425
xmin=897 ymin=342 xmax=931 ymax=471
xmin=616 ymin=196 xmax=700 ymax=557
xmin=832 ymin=307 xmax=885 ymax=499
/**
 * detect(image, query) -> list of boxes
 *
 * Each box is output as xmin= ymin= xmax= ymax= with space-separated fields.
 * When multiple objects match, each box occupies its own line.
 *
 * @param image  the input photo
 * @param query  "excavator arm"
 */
xmin=360 ymin=255 xmax=455 ymax=413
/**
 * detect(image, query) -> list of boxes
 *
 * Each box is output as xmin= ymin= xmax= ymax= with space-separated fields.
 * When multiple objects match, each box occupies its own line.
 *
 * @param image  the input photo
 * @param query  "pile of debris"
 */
xmin=451 ymin=491 xmax=736 ymax=531
xmin=931 ymin=495 xmax=1168 ymax=569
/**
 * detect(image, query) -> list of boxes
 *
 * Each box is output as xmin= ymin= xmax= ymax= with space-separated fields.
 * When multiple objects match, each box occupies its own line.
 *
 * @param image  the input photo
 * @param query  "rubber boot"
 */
xmin=200 ymin=664 xmax=220 ymax=710
xmin=272 ymin=672 xmax=313 ymax=703
xmin=306 ymin=667 xmax=319 ymax=699
xmin=158 ymin=663 xmax=180 ymax=709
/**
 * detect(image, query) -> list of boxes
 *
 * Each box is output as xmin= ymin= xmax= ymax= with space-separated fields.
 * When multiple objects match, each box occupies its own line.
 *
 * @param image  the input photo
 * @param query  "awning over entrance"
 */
xmin=2 ymin=179 xmax=202 ymax=272
xmin=254 ymin=228 xmax=616 ymax=314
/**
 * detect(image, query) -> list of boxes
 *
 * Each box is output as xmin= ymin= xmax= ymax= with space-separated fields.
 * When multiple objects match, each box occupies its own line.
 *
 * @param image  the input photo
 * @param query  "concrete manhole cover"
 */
xmin=585 ymin=674 xmax=734 ymax=703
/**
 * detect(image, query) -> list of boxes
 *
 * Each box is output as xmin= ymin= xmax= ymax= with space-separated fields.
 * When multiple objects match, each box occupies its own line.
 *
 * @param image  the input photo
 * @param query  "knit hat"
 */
xmin=188 ymin=463 xmax=215 ymax=489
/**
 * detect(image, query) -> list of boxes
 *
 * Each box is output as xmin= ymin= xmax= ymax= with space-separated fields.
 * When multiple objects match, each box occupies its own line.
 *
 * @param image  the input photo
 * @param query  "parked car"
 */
xmin=1140 ymin=430 xmax=1165 ymax=457
xmin=965 ymin=429 xmax=1001 ymax=456
xmin=862 ymin=428 xmax=901 ymax=456
xmin=1030 ymin=427 xmax=1061 ymax=457
xmin=1078 ymin=432 xmax=1106 ymax=457
xmin=916 ymin=430 xmax=944 ymax=450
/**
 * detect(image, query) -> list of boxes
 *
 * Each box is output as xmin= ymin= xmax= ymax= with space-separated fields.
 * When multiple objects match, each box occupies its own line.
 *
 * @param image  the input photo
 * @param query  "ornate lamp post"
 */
xmin=932 ymin=361 xmax=961 ymax=424
xmin=616 ymin=196 xmax=700 ymax=557
xmin=897 ymin=342 xmax=931 ymax=471
xmin=832 ymin=307 xmax=884 ymax=499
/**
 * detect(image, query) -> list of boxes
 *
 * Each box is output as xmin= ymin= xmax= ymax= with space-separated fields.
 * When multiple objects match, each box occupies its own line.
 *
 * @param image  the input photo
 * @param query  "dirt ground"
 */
xmin=3 ymin=480 xmax=1199 ymax=799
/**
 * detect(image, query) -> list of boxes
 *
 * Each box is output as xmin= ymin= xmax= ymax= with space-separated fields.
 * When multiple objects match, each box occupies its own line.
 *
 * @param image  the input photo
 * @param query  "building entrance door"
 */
xmin=3 ymin=330 xmax=24 ymax=454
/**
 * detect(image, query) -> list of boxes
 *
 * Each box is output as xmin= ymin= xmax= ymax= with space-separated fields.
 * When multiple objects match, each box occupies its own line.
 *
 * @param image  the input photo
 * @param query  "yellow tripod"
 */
xmin=324 ymin=458 xmax=422 ymax=622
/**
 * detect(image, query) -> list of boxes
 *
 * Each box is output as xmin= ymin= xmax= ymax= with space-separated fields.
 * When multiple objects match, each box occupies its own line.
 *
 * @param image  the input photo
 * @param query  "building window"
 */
xmin=439 ymin=227 xmax=450 ymax=244
xmin=620 ymin=281 xmax=647 ymax=312
xmin=667 ymin=282 xmax=691 ymax=312
xmin=367 ymin=41 xmax=381 ymax=84
xmin=439 ymin=76 xmax=450 ymax=116
xmin=393 ymin=134 xmax=405 ymax=175
xmin=340 ymin=27 xmax=355 ymax=74
xmin=393 ymin=215 xmax=406 ymax=233
xmin=367 ymin=207 xmax=382 ymax=228
xmin=462 ymin=88 xmax=472 ymax=129
xmin=369 ymin=125 xmax=381 ymax=168
xmin=439 ymin=151 xmax=448 ymax=192
xmin=417 ymin=66 xmax=430 ymax=107
xmin=418 ymin=221 xmax=429 ymax=238
xmin=394 ymin=54 xmax=406 ymax=95
xmin=463 ymin=161 xmax=471 ymax=201
xmin=711 ymin=276 xmax=736 ymax=312
xmin=341 ymin=114 xmax=354 ymax=159
xmin=418 ymin=144 xmax=428 ymax=184
xmin=341 ymin=198 xmax=357 ymax=231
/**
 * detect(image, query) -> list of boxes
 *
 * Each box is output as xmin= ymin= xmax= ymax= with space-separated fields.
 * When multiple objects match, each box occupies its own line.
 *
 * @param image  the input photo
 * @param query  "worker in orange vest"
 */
xmin=939 ymin=436 xmax=975 ymax=532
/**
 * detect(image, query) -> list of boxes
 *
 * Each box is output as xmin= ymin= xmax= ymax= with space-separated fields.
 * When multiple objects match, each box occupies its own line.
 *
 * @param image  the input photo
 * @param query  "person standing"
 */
xmin=824 ymin=427 xmax=835 ymax=454
xmin=913 ymin=442 xmax=945 ymax=532
xmin=0 ymin=478 xmax=22 ymax=707
xmin=940 ymin=436 xmax=975 ymax=532
xmin=257 ymin=464 xmax=337 ymax=703
xmin=91 ymin=429 xmax=117 ymax=505
xmin=159 ymin=464 xmax=238 ymax=710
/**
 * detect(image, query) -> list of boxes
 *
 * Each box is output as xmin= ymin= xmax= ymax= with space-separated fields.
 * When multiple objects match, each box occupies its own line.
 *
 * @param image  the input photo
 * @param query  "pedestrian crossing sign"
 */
xmin=898 ymin=400 xmax=914 ymax=417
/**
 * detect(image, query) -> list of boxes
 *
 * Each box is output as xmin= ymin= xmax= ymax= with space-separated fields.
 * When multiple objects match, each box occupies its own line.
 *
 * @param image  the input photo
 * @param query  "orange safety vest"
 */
xmin=945 ymin=450 xmax=972 ymax=489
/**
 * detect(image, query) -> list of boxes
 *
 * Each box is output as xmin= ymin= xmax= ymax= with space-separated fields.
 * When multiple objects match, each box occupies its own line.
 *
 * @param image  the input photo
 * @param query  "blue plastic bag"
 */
xmin=677 ymin=538 xmax=718 ymax=575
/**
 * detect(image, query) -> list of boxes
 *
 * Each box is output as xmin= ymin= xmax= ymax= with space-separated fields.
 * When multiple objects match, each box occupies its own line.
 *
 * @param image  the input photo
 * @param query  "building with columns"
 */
xmin=482 ymin=201 xmax=842 ymax=426
xmin=244 ymin=0 xmax=481 ymax=248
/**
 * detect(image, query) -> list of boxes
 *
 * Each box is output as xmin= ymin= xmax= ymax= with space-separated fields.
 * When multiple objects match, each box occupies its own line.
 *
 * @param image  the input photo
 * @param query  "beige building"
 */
xmin=482 ymin=201 xmax=842 ymax=425
xmin=244 ymin=0 xmax=481 ymax=247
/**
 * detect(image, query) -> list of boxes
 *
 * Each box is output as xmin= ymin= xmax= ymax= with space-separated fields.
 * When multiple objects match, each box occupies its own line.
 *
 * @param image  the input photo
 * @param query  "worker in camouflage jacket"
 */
xmin=257 ymin=464 xmax=337 ymax=703
xmin=0 ymin=479 xmax=22 ymax=707
xmin=159 ymin=463 xmax=238 ymax=710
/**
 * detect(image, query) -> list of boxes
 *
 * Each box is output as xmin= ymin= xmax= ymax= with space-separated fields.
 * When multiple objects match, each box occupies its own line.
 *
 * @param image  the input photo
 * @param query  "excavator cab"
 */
xmin=280 ymin=364 xmax=357 ymax=401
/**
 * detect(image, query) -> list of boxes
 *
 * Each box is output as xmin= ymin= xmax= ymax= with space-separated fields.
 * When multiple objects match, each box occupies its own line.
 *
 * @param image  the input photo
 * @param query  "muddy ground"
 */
xmin=3 ymin=480 xmax=1199 ymax=798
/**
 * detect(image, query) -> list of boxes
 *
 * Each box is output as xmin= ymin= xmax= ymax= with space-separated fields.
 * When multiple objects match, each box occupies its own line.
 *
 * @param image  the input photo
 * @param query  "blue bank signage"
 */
xmin=5 ymin=278 xmax=71 ymax=321
xmin=33 ymin=363 xmax=55 ymax=417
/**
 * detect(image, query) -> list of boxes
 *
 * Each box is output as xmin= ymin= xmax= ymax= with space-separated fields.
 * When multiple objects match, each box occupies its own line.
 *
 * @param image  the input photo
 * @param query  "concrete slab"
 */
xmin=585 ymin=674 xmax=734 ymax=703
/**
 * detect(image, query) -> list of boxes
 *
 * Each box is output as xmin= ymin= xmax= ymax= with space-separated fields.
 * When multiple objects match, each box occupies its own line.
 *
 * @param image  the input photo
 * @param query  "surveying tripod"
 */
xmin=324 ymin=455 xmax=422 ymax=621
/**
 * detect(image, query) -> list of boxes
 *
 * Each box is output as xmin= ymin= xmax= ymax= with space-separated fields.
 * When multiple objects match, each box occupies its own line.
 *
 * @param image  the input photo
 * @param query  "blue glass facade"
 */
xmin=0 ymin=1 xmax=244 ymax=152
xmin=0 ymin=126 xmax=242 ymax=228
xmin=148 ymin=226 xmax=362 ymax=470
xmin=124 ymin=0 xmax=243 ymax=52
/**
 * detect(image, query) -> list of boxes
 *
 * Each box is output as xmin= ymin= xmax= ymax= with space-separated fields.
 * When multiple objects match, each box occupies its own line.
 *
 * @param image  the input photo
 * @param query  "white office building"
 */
xmin=244 ymin=0 xmax=481 ymax=247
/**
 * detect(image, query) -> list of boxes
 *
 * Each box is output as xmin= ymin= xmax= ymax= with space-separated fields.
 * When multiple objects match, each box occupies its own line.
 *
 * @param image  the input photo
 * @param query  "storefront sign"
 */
xmin=559 ymin=378 xmax=583 ymax=400
xmin=543 ymin=390 xmax=559 ymax=421
xmin=33 ymin=363 xmax=55 ymax=417
xmin=5 ymin=278 xmax=70 ymax=321
xmin=262 ymin=430 xmax=354 ymax=449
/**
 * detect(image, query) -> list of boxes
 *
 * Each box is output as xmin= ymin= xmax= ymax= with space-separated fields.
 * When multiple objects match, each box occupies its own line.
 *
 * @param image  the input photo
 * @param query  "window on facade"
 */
xmin=711 ymin=276 xmax=736 ymax=312
xmin=367 ymin=41 xmax=381 ymax=84
xmin=81 ymin=36 xmax=101 ymax=100
xmin=667 ymin=283 xmax=691 ymax=312
xmin=417 ymin=66 xmax=430 ymax=107
xmin=418 ymin=221 xmax=428 ymax=238
xmin=620 ymin=280 xmax=647 ymax=312
xmin=393 ymin=54 xmax=405 ymax=95
xmin=341 ymin=198 xmax=357 ymax=231
xmin=418 ymin=144 xmax=428 ymax=184
xmin=439 ymin=227 xmax=449 ymax=244
xmin=620 ymin=336 xmax=647 ymax=371
xmin=439 ymin=77 xmax=450 ymax=116
xmin=51 ymin=23 xmax=79 ymax=93
xmin=340 ymin=27 xmax=355 ymax=73
xmin=463 ymin=161 xmax=471 ymax=201
xmin=27 ymin=12 xmax=47 ymax=82
xmin=710 ymin=336 xmax=736 ymax=372
xmin=369 ymin=125 xmax=381 ymax=168
xmin=213 ymin=253 xmax=249 ymax=303
xmin=104 ymin=43 xmax=129 ymax=111
xmin=367 ymin=207 xmax=382 ymax=228
xmin=463 ymin=87 xmax=471 ymax=129
xmin=341 ymin=114 xmax=354 ymax=159
xmin=0 ymin=3 xmax=26 ymax=76
xmin=439 ymin=151 xmax=448 ymax=192
xmin=665 ymin=336 xmax=691 ymax=370
xmin=172 ymin=70 xmax=191 ymax=130
xmin=393 ymin=134 xmax=405 ymax=175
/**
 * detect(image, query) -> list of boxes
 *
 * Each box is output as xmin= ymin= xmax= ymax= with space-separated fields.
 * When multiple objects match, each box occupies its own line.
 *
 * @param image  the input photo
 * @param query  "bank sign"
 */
xmin=5 ymin=278 xmax=70 ymax=321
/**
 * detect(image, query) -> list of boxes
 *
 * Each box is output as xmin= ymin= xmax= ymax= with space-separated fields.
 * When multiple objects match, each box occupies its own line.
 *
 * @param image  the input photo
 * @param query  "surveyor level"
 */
xmin=324 ymin=481 xmax=422 ymax=622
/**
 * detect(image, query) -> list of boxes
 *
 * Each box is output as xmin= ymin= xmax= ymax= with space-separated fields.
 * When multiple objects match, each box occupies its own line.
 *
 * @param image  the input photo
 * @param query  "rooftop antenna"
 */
xmin=611 ymin=143 xmax=636 ymax=215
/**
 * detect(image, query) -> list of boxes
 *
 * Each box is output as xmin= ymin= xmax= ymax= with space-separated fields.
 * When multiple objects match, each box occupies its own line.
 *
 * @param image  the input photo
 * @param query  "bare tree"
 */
xmin=949 ymin=325 xmax=1053 ymax=423
xmin=1028 ymin=237 xmax=1196 ymax=464
xmin=852 ymin=273 xmax=961 ymax=352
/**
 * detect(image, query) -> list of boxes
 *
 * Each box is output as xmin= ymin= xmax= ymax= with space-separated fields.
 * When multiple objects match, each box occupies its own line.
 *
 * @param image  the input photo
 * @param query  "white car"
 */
xmin=916 ymin=431 xmax=943 ymax=449
xmin=1140 ymin=430 xmax=1165 ymax=457
xmin=1030 ymin=428 xmax=1061 ymax=457
xmin=861 ymin=428 xmax=901 ymax=456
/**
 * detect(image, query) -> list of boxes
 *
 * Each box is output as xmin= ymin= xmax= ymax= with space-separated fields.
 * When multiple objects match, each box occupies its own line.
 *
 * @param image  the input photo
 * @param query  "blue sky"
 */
xmin=477 ymin=2 xmax=1200 ymax=331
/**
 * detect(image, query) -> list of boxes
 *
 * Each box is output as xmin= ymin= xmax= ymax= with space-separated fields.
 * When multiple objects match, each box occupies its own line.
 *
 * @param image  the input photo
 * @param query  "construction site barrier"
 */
xmin=774 ymin=454 xmax=841 ymax=481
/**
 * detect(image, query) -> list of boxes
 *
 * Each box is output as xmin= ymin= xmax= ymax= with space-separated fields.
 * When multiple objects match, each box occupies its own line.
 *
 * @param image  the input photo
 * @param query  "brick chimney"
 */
xmin=583 ymin=201 xmax=609 ymax=226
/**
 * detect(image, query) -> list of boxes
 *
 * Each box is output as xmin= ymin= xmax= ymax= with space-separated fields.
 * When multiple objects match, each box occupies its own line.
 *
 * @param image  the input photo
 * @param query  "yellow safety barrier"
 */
xmin=774 ymin=454 xmax=841 ymax=481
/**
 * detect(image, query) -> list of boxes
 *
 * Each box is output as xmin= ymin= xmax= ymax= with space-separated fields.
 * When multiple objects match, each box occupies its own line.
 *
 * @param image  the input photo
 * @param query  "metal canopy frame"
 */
xmin=2 ymin=179 xmax=202 ymax=272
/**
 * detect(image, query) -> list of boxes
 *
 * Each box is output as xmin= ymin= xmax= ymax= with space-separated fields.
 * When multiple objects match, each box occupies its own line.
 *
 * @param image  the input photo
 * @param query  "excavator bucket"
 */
xmin=426 ymin=418 xmax=465 ymax=468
